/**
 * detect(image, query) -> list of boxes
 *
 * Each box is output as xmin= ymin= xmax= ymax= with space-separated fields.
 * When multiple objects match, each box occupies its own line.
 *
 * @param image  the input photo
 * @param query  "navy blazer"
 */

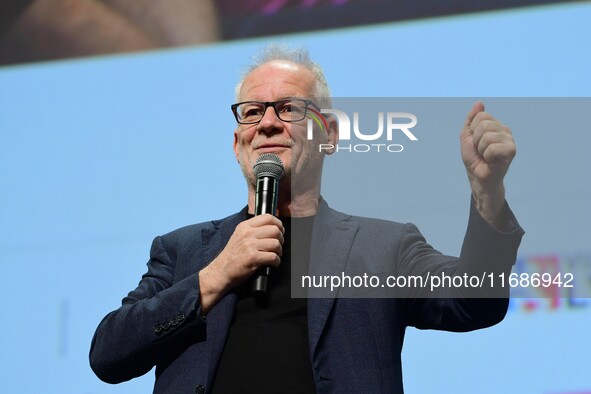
xmin=90 ymin=199 xmax=523 ymax=393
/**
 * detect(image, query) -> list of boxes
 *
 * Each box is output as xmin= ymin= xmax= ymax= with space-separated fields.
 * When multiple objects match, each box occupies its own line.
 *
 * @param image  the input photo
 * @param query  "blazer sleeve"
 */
xmin=89 ymin=234 xmax=207 ymax=384
xmin=399 ymin=199 xmax=525 ymax=331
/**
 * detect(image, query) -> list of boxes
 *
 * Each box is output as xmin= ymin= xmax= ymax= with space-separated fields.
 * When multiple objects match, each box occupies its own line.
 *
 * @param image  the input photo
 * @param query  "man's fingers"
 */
xmin=476 ymin=130 xmax=506 ymax=157
xmin=257 ymin=238 xmax=283 ymax=258
xmin=241 ymin=238 xmax=282 ymax=269
xmin=472 ymin=117 xmax=513 ymax=157
xmin=464 ymin=101 xmax=485 ymax=129
xmin=260 ymin=252 xmax=282 ymax=267
xmin=248 ymin=214 xmax=284 ymax=231
xmin=255 ymin=224 xmax=285 ymax=243
xmin=470 ymin=113 xmax=500 ymax=136
xmin=482 ymin=141 xmax=516 ymax=164
xmin=233 ymin=215 xmax=285 ymax=268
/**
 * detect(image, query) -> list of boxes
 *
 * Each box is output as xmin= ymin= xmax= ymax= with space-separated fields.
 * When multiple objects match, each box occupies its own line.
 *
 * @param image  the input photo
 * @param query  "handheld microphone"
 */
xmin=252 ymin=153 xmax=284 ymax=293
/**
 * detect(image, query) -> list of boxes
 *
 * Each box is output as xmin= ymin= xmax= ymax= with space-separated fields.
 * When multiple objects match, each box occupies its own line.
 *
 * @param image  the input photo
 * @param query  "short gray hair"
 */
xmin=235 ymin=44 xmax=332 ymax=109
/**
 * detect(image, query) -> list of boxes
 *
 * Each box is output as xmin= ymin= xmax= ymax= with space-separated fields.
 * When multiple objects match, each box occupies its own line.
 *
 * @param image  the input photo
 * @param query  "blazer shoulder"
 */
xmin=323 ymin=202 xmax=408 ymax=234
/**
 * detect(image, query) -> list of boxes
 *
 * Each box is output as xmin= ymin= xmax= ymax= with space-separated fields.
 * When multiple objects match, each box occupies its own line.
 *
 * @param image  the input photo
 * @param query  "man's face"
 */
xmin=233 ymin=60 xmax=334 ymax=190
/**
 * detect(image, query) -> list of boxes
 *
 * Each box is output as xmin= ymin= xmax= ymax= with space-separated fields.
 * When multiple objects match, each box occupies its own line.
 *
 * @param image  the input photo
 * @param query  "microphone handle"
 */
xmin=253 ymin=176 xmax=279 ymax=294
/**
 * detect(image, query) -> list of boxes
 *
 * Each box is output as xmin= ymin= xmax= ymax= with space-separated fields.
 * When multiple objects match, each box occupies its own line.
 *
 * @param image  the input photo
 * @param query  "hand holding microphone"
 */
xmin=198 ymin=153 xmax=284 ymax=311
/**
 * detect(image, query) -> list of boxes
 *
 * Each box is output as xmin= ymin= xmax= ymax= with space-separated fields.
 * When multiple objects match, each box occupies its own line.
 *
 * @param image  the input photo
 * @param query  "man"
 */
xmin=90 ymin=45 xmax=523 ymax=393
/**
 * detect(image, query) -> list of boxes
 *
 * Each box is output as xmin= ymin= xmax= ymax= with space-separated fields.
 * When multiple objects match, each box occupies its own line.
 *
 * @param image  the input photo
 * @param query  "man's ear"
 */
xmin=324 ymin=115 xmax=339 ymax=155
xmin=233 ymin=129 xmax=240 ymax=163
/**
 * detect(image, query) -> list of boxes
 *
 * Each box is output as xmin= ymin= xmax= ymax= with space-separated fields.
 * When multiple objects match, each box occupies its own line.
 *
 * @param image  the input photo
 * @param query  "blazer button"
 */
xmin=195 ymin=384 xmax=205 ymax=394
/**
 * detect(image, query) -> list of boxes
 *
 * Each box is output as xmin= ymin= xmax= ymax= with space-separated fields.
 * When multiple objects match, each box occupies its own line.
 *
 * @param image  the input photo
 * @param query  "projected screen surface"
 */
xmin=0 ymin=3 xmax=590 ymax=393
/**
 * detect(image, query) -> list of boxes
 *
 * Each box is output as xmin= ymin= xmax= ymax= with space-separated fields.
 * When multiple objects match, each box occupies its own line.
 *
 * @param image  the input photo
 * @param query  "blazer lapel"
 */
xmin=307 ymin=200 xmax=359 ymax=357
xmin=201 ymin=208 xmax=248 ymax=387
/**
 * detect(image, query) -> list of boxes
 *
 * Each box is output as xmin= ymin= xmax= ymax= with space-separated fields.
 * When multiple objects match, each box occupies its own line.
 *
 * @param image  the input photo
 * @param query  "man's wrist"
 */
xmin=470 ymin=182 xmax=507 ymax=231
xmin=198 ymin=263 xmax=227 ymax=315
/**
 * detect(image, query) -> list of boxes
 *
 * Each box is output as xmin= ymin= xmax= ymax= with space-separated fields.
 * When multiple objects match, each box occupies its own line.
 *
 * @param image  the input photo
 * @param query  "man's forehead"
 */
xmin=250 ymin=59 xmax=303 ymax=74
xmin=239 ymin=60 xmax=315 ymax=99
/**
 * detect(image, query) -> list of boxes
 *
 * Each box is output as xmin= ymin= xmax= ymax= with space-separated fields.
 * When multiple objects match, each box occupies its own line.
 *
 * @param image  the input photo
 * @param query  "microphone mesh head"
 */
xmin=253 ymin=153 xmax=284 ymax=180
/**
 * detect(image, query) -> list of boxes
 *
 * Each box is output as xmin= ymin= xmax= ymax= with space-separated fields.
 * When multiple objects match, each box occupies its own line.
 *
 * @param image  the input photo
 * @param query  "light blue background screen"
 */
xmin=1 ymin=3 xmax=589 ymax=393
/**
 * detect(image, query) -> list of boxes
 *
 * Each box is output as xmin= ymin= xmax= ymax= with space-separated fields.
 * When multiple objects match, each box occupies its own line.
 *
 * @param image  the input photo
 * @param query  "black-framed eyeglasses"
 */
xmin=231 ymin=98 xmax=320 ymax=124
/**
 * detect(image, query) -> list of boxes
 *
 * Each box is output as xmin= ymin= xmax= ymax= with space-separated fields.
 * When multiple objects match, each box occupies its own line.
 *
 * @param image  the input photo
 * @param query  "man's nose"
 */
xmin=257 ymin=106 xmax=283 ymax=133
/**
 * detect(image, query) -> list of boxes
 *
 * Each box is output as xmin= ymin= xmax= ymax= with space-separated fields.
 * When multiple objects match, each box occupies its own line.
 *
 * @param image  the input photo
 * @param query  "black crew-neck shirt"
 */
xmin=211 ymin=216 xmax=316 ymax=394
